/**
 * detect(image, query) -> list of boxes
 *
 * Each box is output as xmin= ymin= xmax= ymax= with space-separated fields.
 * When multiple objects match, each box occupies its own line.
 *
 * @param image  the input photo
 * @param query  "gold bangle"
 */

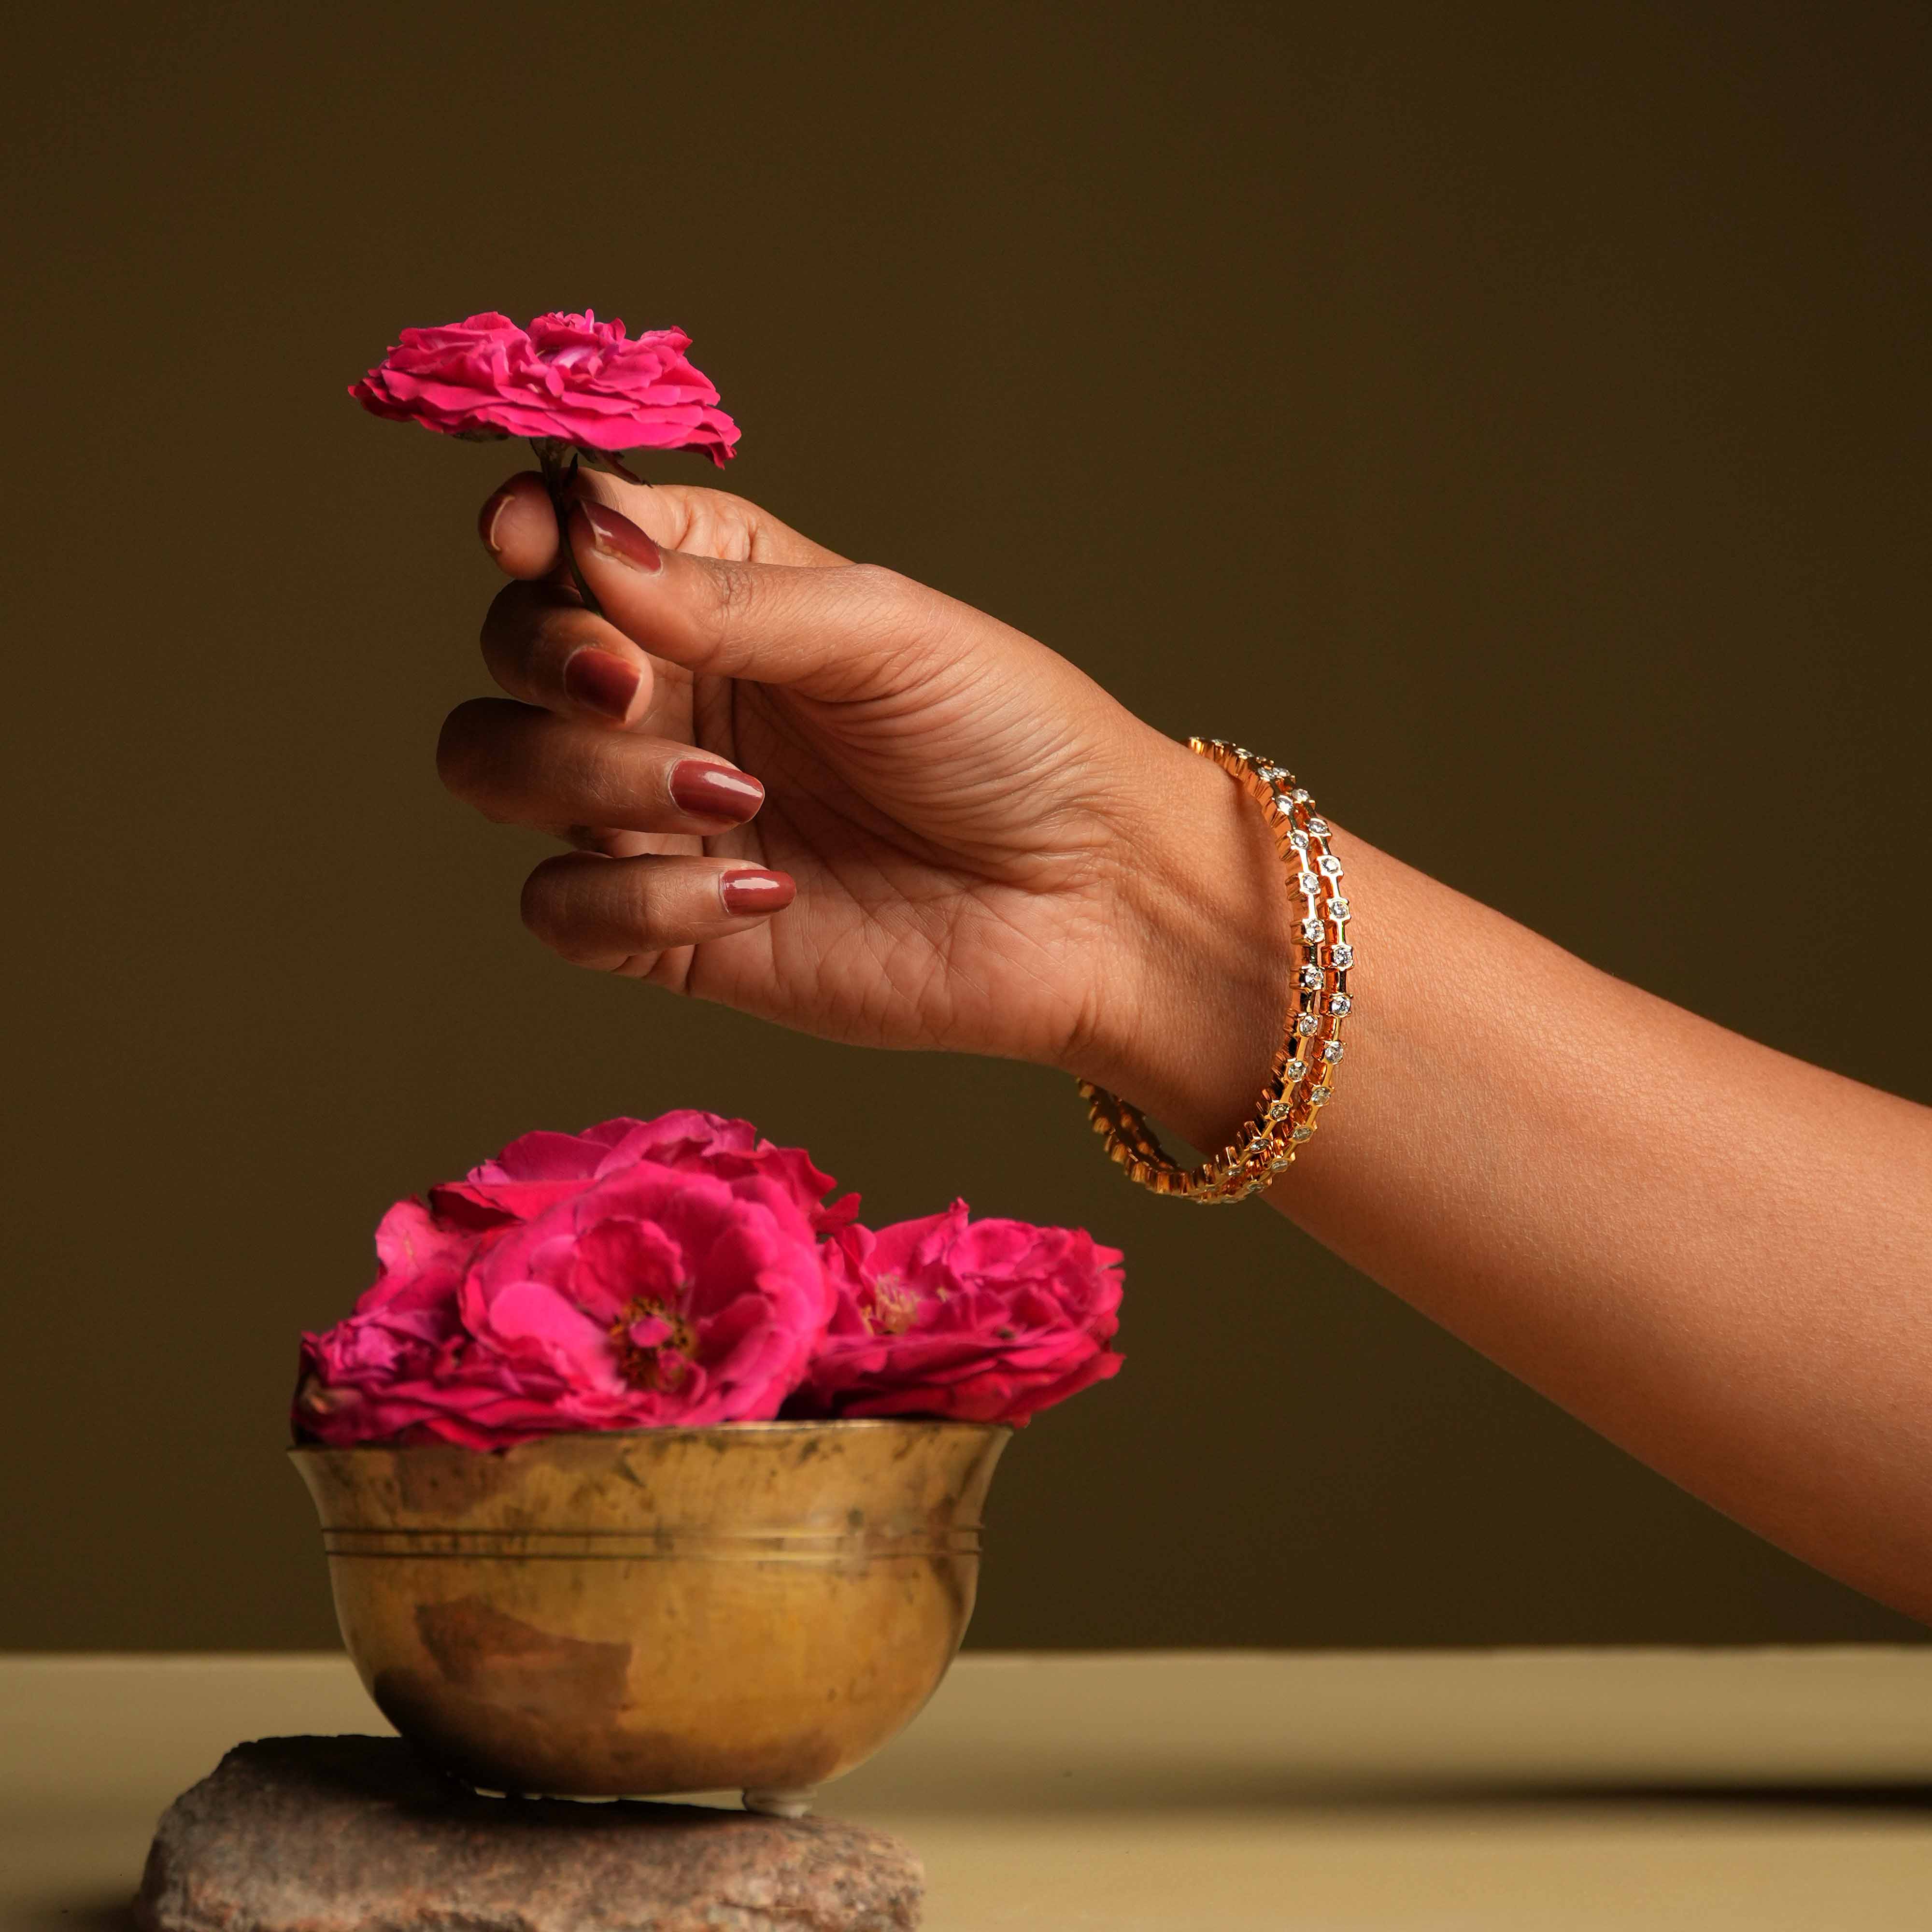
xmin=1078 ymin=738 xmax=1353 ymax=1203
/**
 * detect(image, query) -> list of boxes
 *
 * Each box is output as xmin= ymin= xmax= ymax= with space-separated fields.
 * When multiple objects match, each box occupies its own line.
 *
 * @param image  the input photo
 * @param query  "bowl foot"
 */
xmin=742 ymin=1785 xmax=816 ymax=1818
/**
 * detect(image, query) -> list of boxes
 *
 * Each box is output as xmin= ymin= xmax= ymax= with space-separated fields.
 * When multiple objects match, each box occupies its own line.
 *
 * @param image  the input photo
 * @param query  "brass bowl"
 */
xmin=291 ymin=1421 xmax=1009 ymax=1807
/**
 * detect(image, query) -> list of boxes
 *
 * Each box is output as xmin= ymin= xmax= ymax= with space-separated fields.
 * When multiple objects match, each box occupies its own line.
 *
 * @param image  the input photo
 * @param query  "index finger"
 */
xmin=478 ymin=472 xmax=846 ymax=577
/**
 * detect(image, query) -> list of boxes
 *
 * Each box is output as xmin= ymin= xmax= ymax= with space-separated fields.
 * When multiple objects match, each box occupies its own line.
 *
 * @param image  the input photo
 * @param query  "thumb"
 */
xmin=566 ymin=499 xmax=939 ymax=696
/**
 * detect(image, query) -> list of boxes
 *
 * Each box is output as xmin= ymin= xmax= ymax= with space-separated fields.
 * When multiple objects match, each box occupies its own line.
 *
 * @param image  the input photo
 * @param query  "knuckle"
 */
xmin=836 ymin=562 xmax=954 ymax=672
xmin=521 ymin=855 xmax=661 ymax=970
xmin=637 ymin=950 xmax=693 ymax=993
xmin=518 ymin=857 xmax=597 ymax=960
xmin=699 ymin=486 xmax=758 ymax=522
xmin=541 ymin=606 xmax=611 ymax=665
xmin=700 ymin=556 xmax=759 ymax=645
xmin=840 ymin=562 xmax=928 ymax=639
xmin=434 ymin=700 xmax=499 ymax=796
xmin=479 ymin=579 xmax=537 ymax=654
xmin=686 ymin=486 xmax=754 ymax=538
xmin=517 ymin=858 xmax=565 ymax=944
xmin=840 ymin=560 xmax=908 ymax=601
xmin=659 ymin=485 xmax=768 ymax=562
xmin=482 ymin=581 xmax=594 ymax=673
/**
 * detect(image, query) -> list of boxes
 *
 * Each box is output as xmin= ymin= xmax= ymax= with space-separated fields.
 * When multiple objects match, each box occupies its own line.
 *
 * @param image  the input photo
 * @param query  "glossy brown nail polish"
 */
xmin=720 ymin=868 xmax=796 ymax=916
xmin=576 ymin=500 xmax=664 ymax=573
xmin=563 ymin=648 xmax=640 ymax=721
xmin=670 ymin=759 xmax=765 ymax=822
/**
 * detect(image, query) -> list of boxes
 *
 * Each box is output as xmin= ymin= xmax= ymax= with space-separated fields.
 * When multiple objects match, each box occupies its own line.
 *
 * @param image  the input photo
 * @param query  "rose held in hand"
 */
xmin=350 ymin=310 xmax=739 ymax=460
xmin=351 ymin=307 xmax=739 ymax=611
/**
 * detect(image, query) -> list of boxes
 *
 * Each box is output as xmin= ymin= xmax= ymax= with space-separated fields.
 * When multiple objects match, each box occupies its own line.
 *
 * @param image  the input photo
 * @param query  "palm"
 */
xmin=578 ymin=483 xmax=1136 ymax=1067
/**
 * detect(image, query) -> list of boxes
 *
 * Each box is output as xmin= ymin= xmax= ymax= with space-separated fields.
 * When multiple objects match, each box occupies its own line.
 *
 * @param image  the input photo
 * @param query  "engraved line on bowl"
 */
xmin=316 ymin=1528 xmax=982 ymax=1547
xmin=310 ymin=1526 xmax=982 ymax=1540
xmin=320 ymin=1534 xmax=982 ymax=1559
xmin=321 ymin=1548 xmax=979 ymax=1563
xmin=320 ymin=1543 xmax=983 ymax=1559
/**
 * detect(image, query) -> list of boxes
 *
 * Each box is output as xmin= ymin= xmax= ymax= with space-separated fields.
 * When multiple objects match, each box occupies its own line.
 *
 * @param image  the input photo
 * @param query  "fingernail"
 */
xmin=671 ymin=759 xmax=765 ymax=823
xmin=479 ymin=488 xmax=515 ymax=554
xmin=562 ymin=648 xmax=641 ymax=721
xmin=577 ymin=501 xmax=663 ymax=574
xmin=721 ymin=868 xmax=796 ymax=916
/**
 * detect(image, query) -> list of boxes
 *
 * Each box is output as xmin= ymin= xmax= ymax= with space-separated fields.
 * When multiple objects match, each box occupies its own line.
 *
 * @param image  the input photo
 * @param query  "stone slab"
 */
xmin=134 ymin=1735 xmax=922 ymax=1932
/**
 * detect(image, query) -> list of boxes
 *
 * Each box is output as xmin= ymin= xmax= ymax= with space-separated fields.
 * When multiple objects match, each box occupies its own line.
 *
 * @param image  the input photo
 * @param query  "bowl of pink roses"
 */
xmin=291 ymin=1111 xmax=1122 ymax=1812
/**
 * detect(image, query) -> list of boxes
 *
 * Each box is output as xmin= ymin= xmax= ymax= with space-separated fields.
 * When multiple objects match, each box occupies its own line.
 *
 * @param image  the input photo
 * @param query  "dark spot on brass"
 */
xmin=416 ymin=1598 xmax=631 ymax=1707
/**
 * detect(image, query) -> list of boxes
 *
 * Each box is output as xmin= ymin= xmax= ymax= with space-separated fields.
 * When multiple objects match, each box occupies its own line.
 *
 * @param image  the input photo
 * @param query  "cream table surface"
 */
xmin=6 ymin=1648 xmax=1932 ymax=1931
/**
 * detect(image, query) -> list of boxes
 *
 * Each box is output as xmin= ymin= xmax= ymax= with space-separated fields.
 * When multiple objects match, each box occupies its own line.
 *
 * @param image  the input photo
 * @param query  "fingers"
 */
xmin=480 ymin=501 xmax=942 ymax=707
xmin=478 ymin=472 xmax=955 ymax=705
xmin=557 ymin=498 xmax=941 ymax=696
xmin=478 ymin=473 xmax=564 ymax=578
xmin=480 ymin=581 xmax=658 ymax=726
xmin=478 ymin=472 xmax=844 ymax=575
xmin=438 ymin=700 xmax=765 ymax=834
xmin=522 ymin=851 xmax=796 ymax=970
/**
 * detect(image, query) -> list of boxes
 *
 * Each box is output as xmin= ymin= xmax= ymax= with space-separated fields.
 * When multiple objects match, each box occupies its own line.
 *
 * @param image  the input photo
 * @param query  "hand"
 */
xmin=438 ymin=474 xmax=1289 ymax=1143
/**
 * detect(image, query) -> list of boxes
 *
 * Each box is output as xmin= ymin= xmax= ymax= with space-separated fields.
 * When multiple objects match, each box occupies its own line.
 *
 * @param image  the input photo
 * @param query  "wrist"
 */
xmin=1058 ymin=732 xmax=1296 ymax=1157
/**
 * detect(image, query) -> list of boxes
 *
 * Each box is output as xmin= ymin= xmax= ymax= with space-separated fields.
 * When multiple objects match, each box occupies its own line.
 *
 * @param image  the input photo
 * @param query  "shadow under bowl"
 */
xmin=291 ymin=1419 xmax=1009 ymax=1803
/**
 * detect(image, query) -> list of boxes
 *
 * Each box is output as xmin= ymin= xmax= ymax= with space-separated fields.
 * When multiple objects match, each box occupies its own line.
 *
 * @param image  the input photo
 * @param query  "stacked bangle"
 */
xmin=1078 ymin=738 xmax=1353 ymax=1203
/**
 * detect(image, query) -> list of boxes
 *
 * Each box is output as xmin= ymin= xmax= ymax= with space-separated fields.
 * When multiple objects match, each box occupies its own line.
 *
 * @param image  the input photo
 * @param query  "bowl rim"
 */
xmin=287 ymin=1417 xmax=1014 ymax=1458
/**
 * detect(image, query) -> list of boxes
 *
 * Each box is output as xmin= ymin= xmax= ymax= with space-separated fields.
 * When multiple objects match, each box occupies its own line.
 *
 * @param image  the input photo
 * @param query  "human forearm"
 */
xmin=1082 ymin=740 xmax=1932 ymax=1615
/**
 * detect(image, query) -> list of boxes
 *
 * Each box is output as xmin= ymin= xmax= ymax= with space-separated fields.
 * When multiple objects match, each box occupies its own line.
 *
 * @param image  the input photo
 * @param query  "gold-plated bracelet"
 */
xmin=1078 ymin=739 xmax=1353 ymax=1203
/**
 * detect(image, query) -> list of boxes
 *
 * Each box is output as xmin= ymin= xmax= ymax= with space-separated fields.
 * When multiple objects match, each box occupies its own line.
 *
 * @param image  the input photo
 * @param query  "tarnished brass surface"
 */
xmin=290 ymin=1421 xmax=1009 ymax=1798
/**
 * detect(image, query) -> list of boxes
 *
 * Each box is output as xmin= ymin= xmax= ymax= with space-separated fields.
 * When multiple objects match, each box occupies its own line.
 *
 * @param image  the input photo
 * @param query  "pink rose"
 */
xmin=294 ymin=1115 xmax=840 ymax=1449
xmin=348 ymin=310 xmax=740 ymax=462
xmin=790 ymin=1202 xmax=1125 ymax=1426
xmin=434 ymin=1111 xmax=857 ymax=1237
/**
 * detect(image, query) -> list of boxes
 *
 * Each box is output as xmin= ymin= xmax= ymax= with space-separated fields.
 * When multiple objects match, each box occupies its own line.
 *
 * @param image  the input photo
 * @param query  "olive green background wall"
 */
xmin=3 ymin=2 xmax=1927 ymax=1651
